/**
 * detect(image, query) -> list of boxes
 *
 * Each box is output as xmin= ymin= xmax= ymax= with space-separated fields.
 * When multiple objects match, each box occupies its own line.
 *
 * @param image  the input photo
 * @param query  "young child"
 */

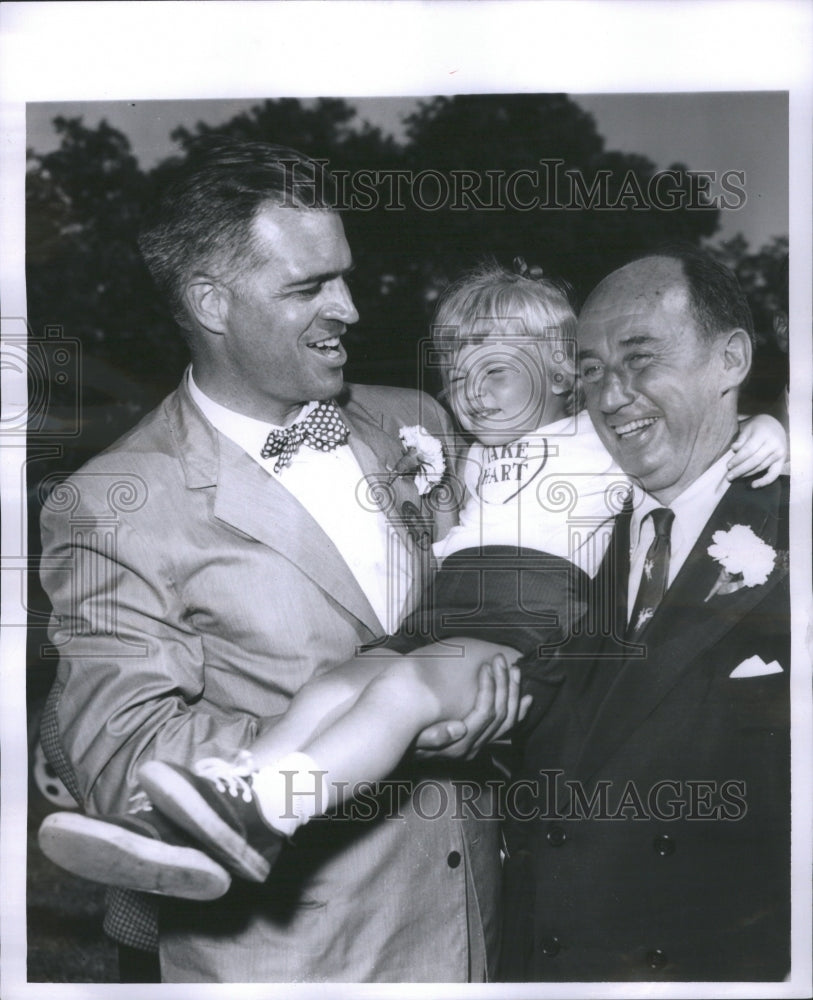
xmin=39 ymin=262 xmax=787 ymax=898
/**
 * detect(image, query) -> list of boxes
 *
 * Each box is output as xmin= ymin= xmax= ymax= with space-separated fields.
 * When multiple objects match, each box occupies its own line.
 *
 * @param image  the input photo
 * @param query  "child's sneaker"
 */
xmin=138 ymin=755 xmax=285 ymax=883
xmin=37 ymin=791 xmax=232 ymax=900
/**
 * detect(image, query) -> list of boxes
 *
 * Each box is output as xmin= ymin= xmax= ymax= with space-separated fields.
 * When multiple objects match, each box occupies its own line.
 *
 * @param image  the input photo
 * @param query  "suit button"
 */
xmin=447 ymin=850 xmax=461 ymax=869
xmin=646 ymin=949 xmax=668 ymax=969
xmin=653 ymin=834 xmax=676 ymax=856
xmin=546 ymin=824 xmax=566 ymax=846
xmin=540 ymin=935 xmax=560 ymax=957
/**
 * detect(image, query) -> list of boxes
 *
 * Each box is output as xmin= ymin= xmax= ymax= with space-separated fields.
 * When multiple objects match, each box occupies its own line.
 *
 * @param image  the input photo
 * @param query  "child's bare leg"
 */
xmin=293 ymin=638 xmax=521 ymax=810
xmin=138 ymin=638 xmax=519 ymax=880
xmin=247 ymin=636 xmax=517 ymax=770
xmin=247 ymin=651 xmax=403 ymax=766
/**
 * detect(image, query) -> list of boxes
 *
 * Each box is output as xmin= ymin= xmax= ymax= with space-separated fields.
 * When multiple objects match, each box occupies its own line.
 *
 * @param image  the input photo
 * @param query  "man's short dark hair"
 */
xmin=648 ymin=243 xmax=755 ymax=348
xmin=138 ymin=139 xmax=338 ymax=328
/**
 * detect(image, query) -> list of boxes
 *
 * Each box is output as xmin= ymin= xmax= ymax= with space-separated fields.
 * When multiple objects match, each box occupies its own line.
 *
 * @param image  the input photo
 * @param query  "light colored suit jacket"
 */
xmin=41 ymin=378 xmax=502 ymax=982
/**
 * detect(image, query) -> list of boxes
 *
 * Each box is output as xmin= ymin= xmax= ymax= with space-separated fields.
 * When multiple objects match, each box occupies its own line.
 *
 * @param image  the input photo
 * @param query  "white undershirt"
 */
xmin=627 ymin=452 xmax=733 ymax=620
xmin=187 ymin=369 xmax=410 ymax=634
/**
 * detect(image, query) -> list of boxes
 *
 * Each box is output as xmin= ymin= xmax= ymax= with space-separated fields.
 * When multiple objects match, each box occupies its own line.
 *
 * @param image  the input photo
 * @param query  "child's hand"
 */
xmin=728 ymin=414 xmax=788 ymax=487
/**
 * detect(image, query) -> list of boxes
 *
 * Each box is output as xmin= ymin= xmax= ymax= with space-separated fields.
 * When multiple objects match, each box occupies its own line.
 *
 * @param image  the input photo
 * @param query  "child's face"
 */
xmin=447 ymin=336 xmax=549 ymax=445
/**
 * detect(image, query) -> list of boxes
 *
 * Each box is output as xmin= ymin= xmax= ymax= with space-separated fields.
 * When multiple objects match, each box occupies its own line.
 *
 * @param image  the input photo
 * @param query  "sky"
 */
xmin=25 ymin=91 xmax=788 ymax=252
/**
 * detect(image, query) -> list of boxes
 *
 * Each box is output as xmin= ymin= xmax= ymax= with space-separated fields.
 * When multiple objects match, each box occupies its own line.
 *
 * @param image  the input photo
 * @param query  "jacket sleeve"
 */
xmin=40 ymin=490 xmax=274 ymax=815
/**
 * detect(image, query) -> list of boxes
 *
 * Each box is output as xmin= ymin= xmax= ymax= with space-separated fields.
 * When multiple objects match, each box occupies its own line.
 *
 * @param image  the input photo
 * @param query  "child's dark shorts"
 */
xmin=381 ymin=545 xmax=590 ymax=662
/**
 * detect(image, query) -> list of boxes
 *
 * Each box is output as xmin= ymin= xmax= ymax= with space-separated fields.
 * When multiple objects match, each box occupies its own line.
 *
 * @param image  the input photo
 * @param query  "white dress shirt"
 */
xmin=188 ymin=370 xmax=409 ymax=634
xmin=627 ymin=451 xmax=734 ymax=620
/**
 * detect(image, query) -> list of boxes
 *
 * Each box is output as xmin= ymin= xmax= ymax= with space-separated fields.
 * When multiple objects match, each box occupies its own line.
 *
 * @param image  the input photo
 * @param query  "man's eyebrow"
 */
xmin=576 ymin=347 xmax=601 ymax=361
xmin=618 ymin=334 xmax=656 ymax=348
xmin=577 ymin=333 xmax=657 ymax=361
xmin=285 ymin=261 xmax=356 ymax=288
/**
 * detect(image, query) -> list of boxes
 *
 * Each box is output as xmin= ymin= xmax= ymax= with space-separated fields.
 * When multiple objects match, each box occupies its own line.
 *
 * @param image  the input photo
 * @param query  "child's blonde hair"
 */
xmin=432 ymin=260 xmax=579 ymax=413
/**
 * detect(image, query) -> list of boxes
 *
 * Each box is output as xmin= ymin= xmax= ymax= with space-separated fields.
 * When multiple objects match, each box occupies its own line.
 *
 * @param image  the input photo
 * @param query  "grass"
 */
xmin=27 ymin=776 xmax=118 ymax=983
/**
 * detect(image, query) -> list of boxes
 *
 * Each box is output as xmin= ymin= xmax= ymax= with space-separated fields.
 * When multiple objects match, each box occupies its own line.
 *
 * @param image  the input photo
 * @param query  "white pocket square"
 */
xmin=729 ymin=655 xmax=783 ymax=678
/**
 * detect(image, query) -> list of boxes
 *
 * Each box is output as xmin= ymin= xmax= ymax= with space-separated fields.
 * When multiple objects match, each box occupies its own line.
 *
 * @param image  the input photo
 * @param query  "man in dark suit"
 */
xmin=39 ymin=141 xmax=514 ymax=982
xmin=501 ymin=248 xmax=790 ymax=981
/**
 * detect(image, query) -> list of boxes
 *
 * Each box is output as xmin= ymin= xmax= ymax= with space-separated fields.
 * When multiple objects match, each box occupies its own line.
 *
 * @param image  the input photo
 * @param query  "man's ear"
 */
xmin=720 ymin=328 xmax=752 ymax=393
xmin=184 ymin=276 xmax=230 ymax=335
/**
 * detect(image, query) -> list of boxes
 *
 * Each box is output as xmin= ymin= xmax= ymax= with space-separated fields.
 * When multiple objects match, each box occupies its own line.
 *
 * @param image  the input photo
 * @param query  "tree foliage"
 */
xmin=710 ymin=234 xmax=789 ymax=411
xmin=26 ymin=95 xmax=787 ymax=456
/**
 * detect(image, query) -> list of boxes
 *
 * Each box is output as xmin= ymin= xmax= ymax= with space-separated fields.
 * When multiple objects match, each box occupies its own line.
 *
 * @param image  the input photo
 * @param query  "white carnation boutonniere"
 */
xmin=705 ymin=524 xmax=777 ymax=601
xmin=392 ymin=425 xmax=445 ymax=496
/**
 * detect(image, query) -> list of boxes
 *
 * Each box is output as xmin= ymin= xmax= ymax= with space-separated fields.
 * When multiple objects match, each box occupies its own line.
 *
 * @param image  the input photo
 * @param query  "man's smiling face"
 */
xmin=577 ymin=257 xmax=738 ymax=504
xmin=214 ymin=205 xmax=358 ymax=425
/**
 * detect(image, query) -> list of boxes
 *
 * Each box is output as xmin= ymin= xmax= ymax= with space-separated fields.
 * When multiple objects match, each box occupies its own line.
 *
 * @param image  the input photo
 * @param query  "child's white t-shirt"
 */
xmin=433 ymin=411 xmax=628 ymax=577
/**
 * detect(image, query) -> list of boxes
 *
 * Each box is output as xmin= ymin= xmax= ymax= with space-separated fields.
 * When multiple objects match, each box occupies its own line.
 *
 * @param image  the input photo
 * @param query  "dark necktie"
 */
xmin=260 ymin=400 xmax=350 ymax=473
xmin=628 ymin=507 xmax=675 ymax=638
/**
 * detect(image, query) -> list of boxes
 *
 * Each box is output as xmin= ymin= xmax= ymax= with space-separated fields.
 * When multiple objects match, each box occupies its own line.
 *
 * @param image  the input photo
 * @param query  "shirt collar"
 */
xmin=187 ymin=368 xmax=317 ymax=461
xmin=629 ymin=451 xmax=733 ymax=549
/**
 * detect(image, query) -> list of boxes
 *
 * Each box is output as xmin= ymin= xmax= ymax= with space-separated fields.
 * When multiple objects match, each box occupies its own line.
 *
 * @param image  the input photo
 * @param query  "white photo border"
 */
xmin=1 ymin=3 xmax=811 ymax=999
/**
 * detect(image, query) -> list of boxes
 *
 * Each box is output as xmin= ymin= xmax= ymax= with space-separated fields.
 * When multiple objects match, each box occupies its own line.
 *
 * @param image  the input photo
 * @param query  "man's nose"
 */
xmin=598 ymin=369 xmax=635 ymax=412
xmin=323 ymin=278 xmax=359 ymax=325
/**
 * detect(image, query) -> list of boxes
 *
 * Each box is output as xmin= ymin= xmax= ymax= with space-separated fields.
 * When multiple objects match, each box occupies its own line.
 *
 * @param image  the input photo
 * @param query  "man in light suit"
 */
xmin=501 ymin=248 xmax=790 ymax=981
xmin=39 ymin=141 xmax=510 ymax=982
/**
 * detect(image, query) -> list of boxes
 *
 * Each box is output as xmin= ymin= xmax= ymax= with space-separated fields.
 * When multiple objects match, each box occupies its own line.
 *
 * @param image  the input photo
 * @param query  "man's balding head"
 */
xmin=577 ymin=251 xmax=753 ymax=503
xmin=584 ymin=246 xmax=755 ymax=348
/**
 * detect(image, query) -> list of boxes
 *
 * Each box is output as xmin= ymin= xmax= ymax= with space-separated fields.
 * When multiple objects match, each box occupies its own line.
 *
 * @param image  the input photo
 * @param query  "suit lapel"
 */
xmin=171 ymin=380 xmax=446 ymax=632
xmin=170 ymin=382 xmax=390 ymax=634
xmin=213 ymin=442 xmax=383 ymax=632
xmin=573 ymin=477 xmax=787 ymax=782
xmin=340 ymin=400 xmax=426 ymax=544
xmin=341 ymin=397 xmax=440 ymax=613
xmin=635 ymin=476 xmax=786 ymax=659
xmin=561 ymin=505 xmax=634 ymax=733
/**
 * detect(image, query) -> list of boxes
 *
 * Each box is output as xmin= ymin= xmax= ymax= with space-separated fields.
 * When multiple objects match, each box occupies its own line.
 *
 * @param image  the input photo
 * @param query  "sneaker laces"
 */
xmin=194 ymin=751 xmax=257 ymax=803
xmin=127 ymin=788 xmax=153 ymax=814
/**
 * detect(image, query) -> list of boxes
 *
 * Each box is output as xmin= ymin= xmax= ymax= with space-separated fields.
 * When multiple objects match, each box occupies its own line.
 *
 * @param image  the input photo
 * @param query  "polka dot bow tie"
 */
xmin=260 ymin=400 xmax=350 ymax=472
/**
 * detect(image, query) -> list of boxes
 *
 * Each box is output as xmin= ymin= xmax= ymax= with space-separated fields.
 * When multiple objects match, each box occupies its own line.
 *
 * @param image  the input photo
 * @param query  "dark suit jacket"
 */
xmin=501 ymin=475 xmax=790 ymax=982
